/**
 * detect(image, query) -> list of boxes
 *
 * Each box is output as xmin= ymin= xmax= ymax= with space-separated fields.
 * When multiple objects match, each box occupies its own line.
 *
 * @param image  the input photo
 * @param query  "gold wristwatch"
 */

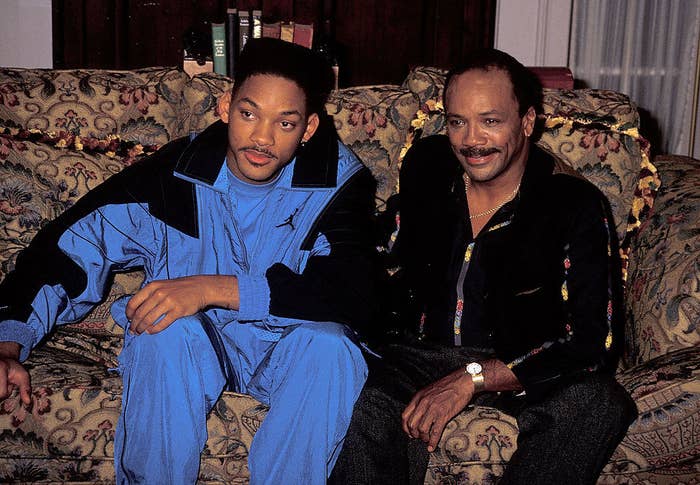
xmin=465 ymin=362 xmax=485 ymax=393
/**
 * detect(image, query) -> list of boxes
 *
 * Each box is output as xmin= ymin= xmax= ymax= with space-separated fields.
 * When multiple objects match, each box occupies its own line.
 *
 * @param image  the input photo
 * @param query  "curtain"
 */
xmin=570 ymin=0 xmax=700 ymax=155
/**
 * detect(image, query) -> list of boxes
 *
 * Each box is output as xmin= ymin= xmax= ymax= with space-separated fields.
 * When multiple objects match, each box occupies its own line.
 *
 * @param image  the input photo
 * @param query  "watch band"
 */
xmin=465 ymin=361 xmax=485 ymax=393
xmin=471 ymin=372 xmax=485 ymax=393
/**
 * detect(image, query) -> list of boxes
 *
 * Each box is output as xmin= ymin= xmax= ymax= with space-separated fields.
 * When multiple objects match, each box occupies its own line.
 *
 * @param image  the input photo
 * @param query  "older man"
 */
xmin=331 ymin=48 xmax=636 ymax=484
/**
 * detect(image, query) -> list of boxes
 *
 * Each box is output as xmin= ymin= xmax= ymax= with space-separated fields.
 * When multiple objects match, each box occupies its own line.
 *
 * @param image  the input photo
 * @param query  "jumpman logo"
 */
xmin=276 ymin=208 xmax=300 ymax=230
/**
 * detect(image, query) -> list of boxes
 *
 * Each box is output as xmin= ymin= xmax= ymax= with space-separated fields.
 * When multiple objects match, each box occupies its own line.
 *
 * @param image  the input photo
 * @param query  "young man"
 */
xmin=330 ymin=49 xmax=637 ymax=484
xmin=0 ymin=38 xmax=377 ymax=484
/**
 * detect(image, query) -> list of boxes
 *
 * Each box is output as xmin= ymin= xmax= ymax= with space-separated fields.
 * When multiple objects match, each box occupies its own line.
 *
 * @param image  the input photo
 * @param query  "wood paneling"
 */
xmin=52 ymin=0 xmax=495 ymax=85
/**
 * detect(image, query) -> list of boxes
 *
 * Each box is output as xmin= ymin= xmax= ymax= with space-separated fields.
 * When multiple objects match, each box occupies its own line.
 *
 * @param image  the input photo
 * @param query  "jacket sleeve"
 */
xmin=264 ymin=167 xmax=381 ymax=332
xmin=392 ymin=136 xmax=458 ymax=335
xmin=506 ymin=188 xmax=623 ymax=398
xmin=0 ymin=165 xmax=163 ymax=361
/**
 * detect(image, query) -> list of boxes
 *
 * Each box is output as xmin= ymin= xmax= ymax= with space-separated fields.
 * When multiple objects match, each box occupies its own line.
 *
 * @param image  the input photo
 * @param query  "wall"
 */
xmin=0 ymin=0 xmax=52 ymax=68
xmin=494 ymin=0 xmax=572 ymax=67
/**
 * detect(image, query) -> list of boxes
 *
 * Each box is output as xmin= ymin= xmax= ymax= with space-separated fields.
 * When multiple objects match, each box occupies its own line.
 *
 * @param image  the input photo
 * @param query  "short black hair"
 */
xmin=443 ymin=48 xmax=543 ymax=117
xmin=233 ymin=38 xmax=335 ymax=117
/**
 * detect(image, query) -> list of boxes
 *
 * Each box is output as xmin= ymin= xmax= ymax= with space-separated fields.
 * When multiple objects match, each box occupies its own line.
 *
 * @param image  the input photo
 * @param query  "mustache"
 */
xmin=241 ymin=146 xmax=276 ymax=159
xmin=459 ymin=147 xmax=500 ymax=158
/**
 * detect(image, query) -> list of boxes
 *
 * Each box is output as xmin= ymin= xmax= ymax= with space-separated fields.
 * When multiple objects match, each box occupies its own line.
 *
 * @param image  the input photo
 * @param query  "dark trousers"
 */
xmin=329 ymin=342 xmax=637 ymax=485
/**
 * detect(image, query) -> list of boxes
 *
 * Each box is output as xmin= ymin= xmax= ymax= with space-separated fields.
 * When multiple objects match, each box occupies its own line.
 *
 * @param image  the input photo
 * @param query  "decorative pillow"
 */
xmin=182 ymin=72 xmax=233 ymax=136
xmin=326 ymin=85 xmax=420 ymax=211
xmin=624 ymin=156 xmax=700 ymax=365
xmin=0 ymin=67 xmax=188 ymax=146
xmin=542 ymin=88 xmax=640 ymax=129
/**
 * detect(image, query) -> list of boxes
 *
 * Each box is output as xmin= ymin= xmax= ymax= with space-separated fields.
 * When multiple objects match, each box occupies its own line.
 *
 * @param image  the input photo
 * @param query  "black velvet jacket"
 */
xmin=395 ymin=135 xmax=623 ymax=397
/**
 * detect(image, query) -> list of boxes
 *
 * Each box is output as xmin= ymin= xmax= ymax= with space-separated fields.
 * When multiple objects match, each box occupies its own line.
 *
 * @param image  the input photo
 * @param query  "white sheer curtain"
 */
xmin=570 ymin=0 xmax=700 ymax=155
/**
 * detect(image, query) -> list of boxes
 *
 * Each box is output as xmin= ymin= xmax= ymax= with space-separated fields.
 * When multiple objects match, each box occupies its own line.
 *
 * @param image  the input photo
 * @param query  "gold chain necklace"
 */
xmin=464 ymin=176 xmax=521 ymax=220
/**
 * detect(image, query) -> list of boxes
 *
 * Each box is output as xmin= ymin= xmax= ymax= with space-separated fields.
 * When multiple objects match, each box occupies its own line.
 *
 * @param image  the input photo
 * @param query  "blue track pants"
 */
xmin=114 ymin=315 xmax=367 ymax=484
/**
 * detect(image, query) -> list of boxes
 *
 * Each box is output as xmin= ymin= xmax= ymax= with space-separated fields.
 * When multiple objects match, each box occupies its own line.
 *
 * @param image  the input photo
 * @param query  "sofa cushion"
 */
xmin=0 ymin=68 xmax=188 ymax=146
xmin=0 ymin=346 xmax=264 ymax=483
xmin=326 ymin=85 xmax=420 ymax=211
xmin=182 ymin=72 xmax=234 ymax=137
xmin=624 ymin=155 xmax=700 ymax=365
xmin=0 ymin=130 xmax=144 ymax=277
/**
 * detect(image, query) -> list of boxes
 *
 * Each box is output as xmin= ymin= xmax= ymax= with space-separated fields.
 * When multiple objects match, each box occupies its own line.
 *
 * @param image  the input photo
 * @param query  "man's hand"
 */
xmin=126 ymin=275 xmax=239 ymax=335
xmin=402 ymin=368 xmax=474 ymax=452
xmin=0 ymin=342 xmax=31 ymax=405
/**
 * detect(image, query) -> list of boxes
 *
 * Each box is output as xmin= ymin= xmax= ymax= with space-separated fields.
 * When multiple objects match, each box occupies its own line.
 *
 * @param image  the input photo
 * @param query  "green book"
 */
xmin=211 ymin=22 xmax=227 ymax=76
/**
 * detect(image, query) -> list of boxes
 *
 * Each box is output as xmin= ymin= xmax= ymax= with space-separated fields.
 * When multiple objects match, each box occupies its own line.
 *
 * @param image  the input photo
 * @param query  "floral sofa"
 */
xmin=0 ymin=66 xmax=697 ymax=484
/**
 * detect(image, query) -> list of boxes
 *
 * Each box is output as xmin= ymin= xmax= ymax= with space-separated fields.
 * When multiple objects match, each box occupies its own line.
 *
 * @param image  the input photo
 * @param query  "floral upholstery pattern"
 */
xmin=0 ymin=66 xmax=697 ymax=484
xmin=401 ymin=66 xmax=448 ymax=106
xmin=325 ymin=86 xmax=419 ymax=210
xmin=0 ymin=68 xmax=188 ymax=146
xmin=182 ymin=72 xmax=234 ymax=137
xmin=625 ymin=156 xmax=700 ymax=365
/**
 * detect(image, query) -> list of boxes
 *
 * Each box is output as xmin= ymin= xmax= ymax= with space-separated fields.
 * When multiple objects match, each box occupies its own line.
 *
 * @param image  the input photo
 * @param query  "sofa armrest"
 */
xmin=623 ymin=155 xmax=700 ymax=366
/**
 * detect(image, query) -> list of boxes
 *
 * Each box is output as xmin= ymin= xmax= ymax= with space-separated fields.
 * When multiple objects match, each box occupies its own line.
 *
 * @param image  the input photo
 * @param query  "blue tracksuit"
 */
xmin=0 ymin=120 xmax=379 ymax=484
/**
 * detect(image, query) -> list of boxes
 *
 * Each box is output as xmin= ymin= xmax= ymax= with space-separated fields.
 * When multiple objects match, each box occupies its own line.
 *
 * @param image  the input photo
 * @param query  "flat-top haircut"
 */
xmin=443 ymin=48 xmax=544 ymax=117
xmin=234 ymin=38 xmax=335 ymax=117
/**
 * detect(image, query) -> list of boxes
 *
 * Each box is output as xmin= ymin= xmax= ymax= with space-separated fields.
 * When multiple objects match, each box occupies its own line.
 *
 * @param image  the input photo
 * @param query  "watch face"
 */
xmin=466 ymin=362 xmax=482 ymax=375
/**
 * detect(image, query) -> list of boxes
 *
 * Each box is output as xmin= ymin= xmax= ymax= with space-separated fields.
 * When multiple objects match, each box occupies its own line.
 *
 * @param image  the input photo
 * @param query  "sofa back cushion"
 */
xmin=0 ymin=67 xmax=188 ymax=146
xmin=182 ymin=72 xmax=234 ymax=136
xmin=326 ymin=86 xmax=419 ymax=210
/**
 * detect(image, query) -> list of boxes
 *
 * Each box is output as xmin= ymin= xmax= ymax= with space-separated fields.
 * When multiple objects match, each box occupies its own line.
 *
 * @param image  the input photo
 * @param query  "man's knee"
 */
xmin=286 ymin=322 xmax=366 ymax=368
xmin=119 ymin=314 xmax=212 ymax=366
xmin=541 ymin=373 xmax=637 ymax=431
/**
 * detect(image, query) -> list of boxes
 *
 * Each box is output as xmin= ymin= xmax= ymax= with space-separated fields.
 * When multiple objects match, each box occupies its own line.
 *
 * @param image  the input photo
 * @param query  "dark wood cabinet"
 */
xmin=52 ymin=0 xmax=495 ymax=86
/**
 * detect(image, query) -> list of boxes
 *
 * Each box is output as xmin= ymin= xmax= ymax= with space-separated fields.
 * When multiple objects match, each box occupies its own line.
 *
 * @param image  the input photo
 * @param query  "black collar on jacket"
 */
xmin=173 ymin=116 xmax=340 ymax=189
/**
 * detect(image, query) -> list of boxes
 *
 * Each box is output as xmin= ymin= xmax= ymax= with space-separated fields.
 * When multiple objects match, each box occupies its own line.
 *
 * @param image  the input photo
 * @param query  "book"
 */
xmin=280 ymin=21 xmax=294 ymax=43
xmin=238 ymin=10 xmax=250 ymax=52
xmin=252 ymin=10 xmax=262 ymax=39
xmin=293 ymin=23 xmax=314 ymax=49
xmin=211 ymin=22 xmax=227 ymax=76
xmin=262 ymin=20 xmax=281 ymax=39
xmin=226 ymin=8 xmax=238 ymax=77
